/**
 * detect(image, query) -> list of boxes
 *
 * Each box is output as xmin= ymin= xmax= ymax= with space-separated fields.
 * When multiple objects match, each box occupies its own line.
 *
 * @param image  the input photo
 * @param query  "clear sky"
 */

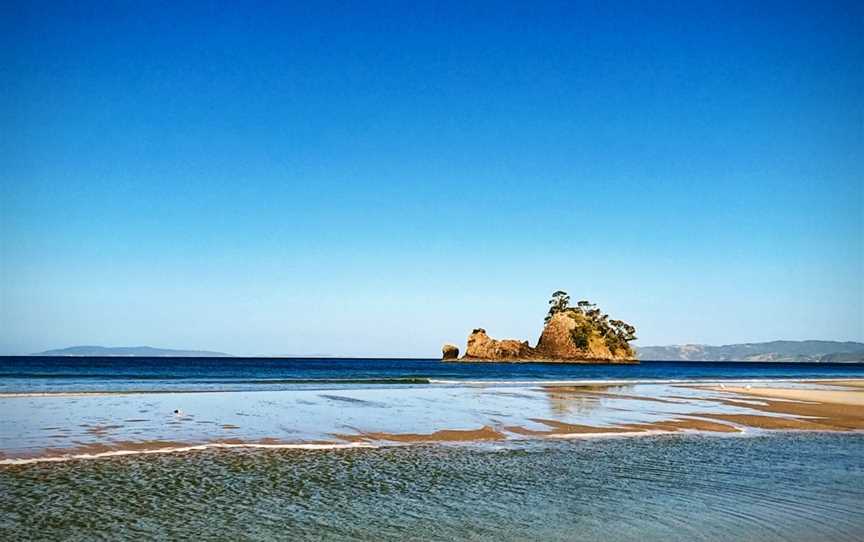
xmin=1 ymin=1 xmax=862 ymax=356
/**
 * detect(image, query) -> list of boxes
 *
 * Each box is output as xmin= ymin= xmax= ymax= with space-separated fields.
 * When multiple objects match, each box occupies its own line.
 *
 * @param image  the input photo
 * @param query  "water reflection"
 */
xmin=540 ymin=384 xmax=640 ymax=416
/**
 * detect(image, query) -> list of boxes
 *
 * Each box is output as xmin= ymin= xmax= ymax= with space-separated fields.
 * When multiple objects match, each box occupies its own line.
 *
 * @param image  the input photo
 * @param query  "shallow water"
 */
xmin=1 ymin=433 xmax=862 ymax=541
xmin=1 ymin=381 xmax=846 ymax=460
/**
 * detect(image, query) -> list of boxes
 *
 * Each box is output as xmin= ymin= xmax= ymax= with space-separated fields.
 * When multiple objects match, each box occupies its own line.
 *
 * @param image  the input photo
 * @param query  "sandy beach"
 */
xmin=703 ymin=383 xmax=864 ymax=405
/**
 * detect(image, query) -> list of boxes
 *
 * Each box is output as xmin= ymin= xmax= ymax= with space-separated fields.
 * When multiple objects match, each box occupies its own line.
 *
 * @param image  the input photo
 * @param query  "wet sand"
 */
xmin=698 ymin=384 xmax=864 ymax=430
xmin=704 ymin=385 xmax=864 ymax=406
xmin=1 ymin=379 xmax=862 ymax=462
xmin=821 ymin=380 xmax=864 ymax=389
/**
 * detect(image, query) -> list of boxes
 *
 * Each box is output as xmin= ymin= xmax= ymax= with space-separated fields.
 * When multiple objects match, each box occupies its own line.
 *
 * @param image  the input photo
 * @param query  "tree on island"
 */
xmin=545 ymin=290 xmax=571 ymax=322
xmin=544 ymin=290 xmax=638 ymax=354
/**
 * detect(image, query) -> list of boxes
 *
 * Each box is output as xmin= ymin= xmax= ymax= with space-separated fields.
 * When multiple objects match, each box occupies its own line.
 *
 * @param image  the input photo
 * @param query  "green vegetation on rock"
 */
xmin=544 ymin=291 xmax=637 ymax=357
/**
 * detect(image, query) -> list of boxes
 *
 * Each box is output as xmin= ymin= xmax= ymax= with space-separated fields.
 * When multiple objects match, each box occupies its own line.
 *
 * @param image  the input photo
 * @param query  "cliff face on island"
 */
xmin=535 ymin=312 xmax=633 ymax=361
xmin=451 ymin=292 xmax=637 ymax=364
xmin=464 ymin=329 xmax=534 ymax=360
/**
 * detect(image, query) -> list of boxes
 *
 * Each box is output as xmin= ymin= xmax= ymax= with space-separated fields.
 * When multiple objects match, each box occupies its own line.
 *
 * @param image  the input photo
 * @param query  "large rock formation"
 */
xmin=534 ymin=312 xmax=632 ymax=362
xmin=452 ymin=292 xmax=637 ymax=364
xmin=464 ymin=329 xmax=533 ymax=360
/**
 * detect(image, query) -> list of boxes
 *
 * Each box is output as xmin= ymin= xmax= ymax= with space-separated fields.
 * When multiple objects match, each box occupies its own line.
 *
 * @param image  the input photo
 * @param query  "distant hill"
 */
xmin=32 ymin=346 xmax=232 ymax=357
xmin=637 ymin=340 xmax=864 ymax=362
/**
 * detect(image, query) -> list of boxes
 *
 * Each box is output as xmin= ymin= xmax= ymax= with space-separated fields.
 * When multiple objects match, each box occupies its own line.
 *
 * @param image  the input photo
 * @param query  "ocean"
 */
xmin=1 ymin=357 xmax=862 ymax=541
xmin=3 ymin=357 xmax=864 ymax=393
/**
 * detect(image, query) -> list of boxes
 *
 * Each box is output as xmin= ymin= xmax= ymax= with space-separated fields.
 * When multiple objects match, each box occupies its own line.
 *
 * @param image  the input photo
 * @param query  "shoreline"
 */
xmin=451 ymin=358 xmax=639 ymax=364
xmin=5 ymin=429 xmax=863 ymax=467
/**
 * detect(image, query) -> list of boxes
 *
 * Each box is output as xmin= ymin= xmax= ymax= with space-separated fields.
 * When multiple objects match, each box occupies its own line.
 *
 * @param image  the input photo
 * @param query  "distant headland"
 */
xmin=31 ymin=346 xmax=232 ymax=357
xmin=445 ymin=291 xmax=638 ymax=363
xmin=637 ymin=341 xmax=864 ymax=363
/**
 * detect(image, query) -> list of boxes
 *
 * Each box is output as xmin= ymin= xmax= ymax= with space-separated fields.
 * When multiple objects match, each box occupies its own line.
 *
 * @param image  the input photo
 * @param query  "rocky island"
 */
xmin=445 ymin=291 xmax=638 ymax=363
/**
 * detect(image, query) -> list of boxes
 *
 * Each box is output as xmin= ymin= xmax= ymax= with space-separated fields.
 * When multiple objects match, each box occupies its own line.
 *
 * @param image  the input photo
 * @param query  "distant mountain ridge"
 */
xmin=637 ymin=340 xmax=864 ymax=362
xmin=32 ymin=346 xmax=232 ymax=357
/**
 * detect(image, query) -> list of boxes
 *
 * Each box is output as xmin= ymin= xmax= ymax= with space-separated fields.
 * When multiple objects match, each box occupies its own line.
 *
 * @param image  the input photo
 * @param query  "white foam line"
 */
xmin=0 ymin=442 xmax=377 ymax=466
xmin=541 ymin=427 xmax=769 ymax=440
xmin=546 ymin=429 xmax=674 ymax=439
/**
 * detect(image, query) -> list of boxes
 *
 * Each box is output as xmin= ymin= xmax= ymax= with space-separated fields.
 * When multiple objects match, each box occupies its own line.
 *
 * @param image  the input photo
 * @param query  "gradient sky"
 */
xmin=1 ymin=1 xmax=862 ymax=356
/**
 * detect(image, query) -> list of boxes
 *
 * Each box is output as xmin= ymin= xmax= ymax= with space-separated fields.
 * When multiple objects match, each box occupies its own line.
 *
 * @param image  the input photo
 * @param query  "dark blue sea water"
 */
xmin=1 ymin=356 xmax=862 ymax=393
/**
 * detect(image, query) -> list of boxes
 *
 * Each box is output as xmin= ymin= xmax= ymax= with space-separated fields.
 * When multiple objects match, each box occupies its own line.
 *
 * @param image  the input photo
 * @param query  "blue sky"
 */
xmin=1 ymin=1 xmax=862 ymax=356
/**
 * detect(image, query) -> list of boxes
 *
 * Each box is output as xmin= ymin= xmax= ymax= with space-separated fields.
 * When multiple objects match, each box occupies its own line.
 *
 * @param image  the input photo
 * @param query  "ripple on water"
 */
xmin=0 ymin=433 xmax=862 ymax=541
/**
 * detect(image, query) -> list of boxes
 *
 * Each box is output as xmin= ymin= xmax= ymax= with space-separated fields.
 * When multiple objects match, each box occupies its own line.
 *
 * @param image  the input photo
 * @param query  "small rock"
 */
xmin=442 ymin=344 xmax=460 ymax=360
